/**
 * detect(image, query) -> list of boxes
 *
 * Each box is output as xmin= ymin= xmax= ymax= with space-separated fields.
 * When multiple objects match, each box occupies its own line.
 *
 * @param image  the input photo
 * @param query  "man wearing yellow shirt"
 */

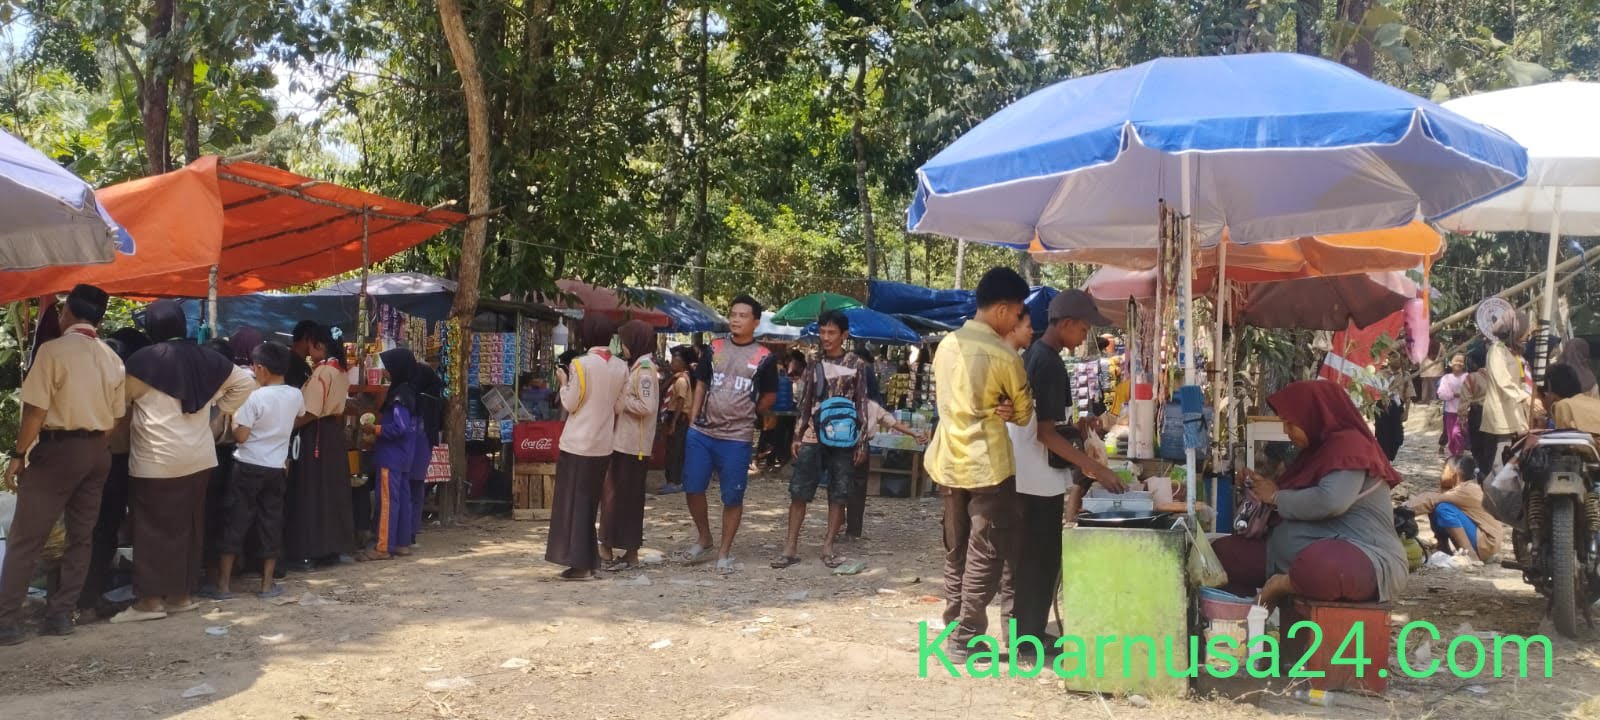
xmin=924 ymin=268 xmax=1121 ymax=663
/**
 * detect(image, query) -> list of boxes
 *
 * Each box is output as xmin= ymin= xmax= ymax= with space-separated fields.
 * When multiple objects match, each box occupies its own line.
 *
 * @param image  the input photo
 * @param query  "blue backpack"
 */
xmin=814 ymin=361 xmax=861 ymax=448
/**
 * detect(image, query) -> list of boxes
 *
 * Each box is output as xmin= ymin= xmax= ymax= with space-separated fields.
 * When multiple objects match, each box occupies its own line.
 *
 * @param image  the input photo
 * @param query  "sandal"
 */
xmin=167 ymin=600 xmax=201 ymax=614
xmin=393 ymin=547 xmax=413 ymax=557
xmin=109 ymin=607 xmax=168 ymax=624
xmin=675 ymin=544 xmax=712 ymax=565
xmin=770 ymin=555 xmax=802 ymax=569
xmin=715 ymin=557 xmax=738 ymax=575
xmin=196 ymin=589 xmax=234 ymax=601
xmin=822 ymin=554 xmax=845 ymax=569
xmin=354 ymin=550 xmax=392 ymax=562
xmin=559 ymin=568 xmax=597 ymax=581
xmin=257 ymin=584 xmax=286 ymax=599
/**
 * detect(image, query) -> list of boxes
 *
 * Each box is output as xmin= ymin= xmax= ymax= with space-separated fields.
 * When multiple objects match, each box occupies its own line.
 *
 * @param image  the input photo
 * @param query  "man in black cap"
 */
xmin=0 ymin=284 xmax=125 ymax=645
xmin=1002 ymin=288 xmax=1120 ymax=662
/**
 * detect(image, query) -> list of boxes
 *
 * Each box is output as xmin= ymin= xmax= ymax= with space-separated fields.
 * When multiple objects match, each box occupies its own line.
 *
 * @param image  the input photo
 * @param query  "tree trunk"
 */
xmin=176 ymin=58 xmax=200 ymax=164
xmin=137 ymin=0 xmax=177 ymax=176
xmin=691 ymin=5 xmax=709 ymax=301
xmin=1296 ymin=0 xmax=1324 ymax=56
xmin=1336 ymin=0 xmax=1374 ymax=75
xmin=850 ymin=49 xmax=877 ymax=281
xmin=438 ymin=0 xmax=492 ymax=522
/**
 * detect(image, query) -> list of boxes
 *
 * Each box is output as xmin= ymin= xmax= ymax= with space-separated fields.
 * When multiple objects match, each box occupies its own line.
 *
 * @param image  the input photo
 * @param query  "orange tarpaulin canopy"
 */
xmin=1029 ymin=220 xmax=1440 ymax=281
xmin=0 ymin=157 xmax=465 ymax=304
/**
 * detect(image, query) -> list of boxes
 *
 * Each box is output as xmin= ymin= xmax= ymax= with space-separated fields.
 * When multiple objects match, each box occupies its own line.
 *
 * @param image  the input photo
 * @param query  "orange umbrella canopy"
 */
xmin=0 ymin=157 xmax=465 ymax=303
xmin=1031 ymin=220 xmax=1440 ymax=281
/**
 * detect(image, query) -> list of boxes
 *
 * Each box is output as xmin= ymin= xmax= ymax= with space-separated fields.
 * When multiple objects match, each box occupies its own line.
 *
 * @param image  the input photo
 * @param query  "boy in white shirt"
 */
xmin=210 ymin=342 xmax=305 ymax=599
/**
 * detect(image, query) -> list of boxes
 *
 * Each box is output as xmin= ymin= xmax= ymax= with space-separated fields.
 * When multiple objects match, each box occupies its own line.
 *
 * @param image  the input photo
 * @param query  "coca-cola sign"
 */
xmin=521 ymin=437 xmax=554 ymax=451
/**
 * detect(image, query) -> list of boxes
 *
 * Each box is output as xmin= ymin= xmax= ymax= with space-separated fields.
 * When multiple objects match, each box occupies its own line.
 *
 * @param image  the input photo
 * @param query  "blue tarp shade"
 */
xmin=179 ymin=272 xmax=458 ymax=339
xmin=1025 ymin=286 xmax=1057 ymax=336
xmin=179 ymin=291 xmax=455 ymax=340
xmin=624 ymin=286 xmax=729 ymax=334
xmin=866 ymin=280 xmax=975 ymax=329
xmin=801 ymin=307 xmax=922 ymax=345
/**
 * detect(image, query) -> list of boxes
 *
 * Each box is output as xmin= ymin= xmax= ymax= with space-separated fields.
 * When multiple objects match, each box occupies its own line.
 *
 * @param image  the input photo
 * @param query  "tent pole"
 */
xmin=1536 ymin=188 xmax=1564 ymax=384
xmin=955 ymin=239 xmax=968 ymax=289
xmin=207 ymin=265 xmax=219 ymax=340
xmin=359 ymin=208 xmax=370 ymax=372
xmin=1180 ymin=154 xmax=1196 ymax=518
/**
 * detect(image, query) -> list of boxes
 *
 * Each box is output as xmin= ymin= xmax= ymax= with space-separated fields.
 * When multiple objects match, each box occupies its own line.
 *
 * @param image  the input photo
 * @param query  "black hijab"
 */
xmin=108 ymin=328 xmax=152 ymax=362
xmin=414 ymin=362 xmax=445 ymax=446
xmin=380 ymin=348 xmax=420 ymax=415
xmin=126 ymin=300 xmax=237 ymax=414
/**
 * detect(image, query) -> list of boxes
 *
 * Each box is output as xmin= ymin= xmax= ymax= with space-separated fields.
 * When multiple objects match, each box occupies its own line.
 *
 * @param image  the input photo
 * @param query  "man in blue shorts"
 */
xmin=680 ymin=295 xmax=779 ymax=573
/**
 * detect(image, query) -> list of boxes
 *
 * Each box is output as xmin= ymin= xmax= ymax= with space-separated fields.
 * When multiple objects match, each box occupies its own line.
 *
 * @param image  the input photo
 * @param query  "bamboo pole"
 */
xmin=207 ymin=265 xmax=219 ymax=339
xmin=1431 ymin=239 xmax=1600 ymax=332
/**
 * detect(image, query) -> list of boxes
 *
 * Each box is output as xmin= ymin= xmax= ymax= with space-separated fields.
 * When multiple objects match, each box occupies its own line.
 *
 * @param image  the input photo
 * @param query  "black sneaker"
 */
xmin=41 ymin=614 xmax=75 ymax=637
xmin=0 ymin=624 xmax=25 ymax=646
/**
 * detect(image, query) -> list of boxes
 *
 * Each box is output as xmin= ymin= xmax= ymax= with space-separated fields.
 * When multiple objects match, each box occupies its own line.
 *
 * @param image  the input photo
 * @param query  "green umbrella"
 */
xmin=770 ymin=292 xmax=863 ymax=326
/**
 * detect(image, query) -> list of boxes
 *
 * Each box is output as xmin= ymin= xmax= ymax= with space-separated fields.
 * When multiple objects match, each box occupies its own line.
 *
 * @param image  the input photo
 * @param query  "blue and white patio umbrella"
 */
xmin=907 ymin=53 xmax=1528 ymax=515
xmin=1 ymin=129 xmax=133 ymax=270
xmin=907 ymin=52 xmax=1527 ymax=251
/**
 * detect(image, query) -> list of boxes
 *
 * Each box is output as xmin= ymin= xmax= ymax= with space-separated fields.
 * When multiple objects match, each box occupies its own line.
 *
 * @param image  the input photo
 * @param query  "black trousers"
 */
xmin=1001 ymin=492 xmax=1065 ymax=640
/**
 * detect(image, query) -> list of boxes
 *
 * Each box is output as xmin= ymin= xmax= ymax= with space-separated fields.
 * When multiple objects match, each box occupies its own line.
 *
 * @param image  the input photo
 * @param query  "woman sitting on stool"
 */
xmin=1214 ymin=380 xmax=1409 ymax=608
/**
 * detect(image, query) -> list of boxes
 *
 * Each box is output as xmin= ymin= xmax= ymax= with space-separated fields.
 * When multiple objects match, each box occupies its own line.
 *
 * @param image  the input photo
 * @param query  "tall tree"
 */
xmin=436 ymin=0 xmax=491 ymax=515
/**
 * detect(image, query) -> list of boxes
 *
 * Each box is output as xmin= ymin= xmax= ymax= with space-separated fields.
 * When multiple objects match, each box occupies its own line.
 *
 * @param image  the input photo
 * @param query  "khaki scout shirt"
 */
xmin=19 ymin=325 xmax=125 ymax=433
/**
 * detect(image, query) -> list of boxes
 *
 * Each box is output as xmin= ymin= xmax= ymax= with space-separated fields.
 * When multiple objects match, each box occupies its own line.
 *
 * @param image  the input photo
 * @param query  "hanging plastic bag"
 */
xmin=1188 ymin=519 xmax=1229 ymax=588
xmin=1084 ymin=428 xmax=1109 ymax=466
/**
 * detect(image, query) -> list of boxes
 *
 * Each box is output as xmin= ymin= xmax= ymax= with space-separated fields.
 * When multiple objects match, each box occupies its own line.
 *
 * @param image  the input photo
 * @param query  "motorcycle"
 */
xmin=1489 ymin=431 xmax=1600 ymax=638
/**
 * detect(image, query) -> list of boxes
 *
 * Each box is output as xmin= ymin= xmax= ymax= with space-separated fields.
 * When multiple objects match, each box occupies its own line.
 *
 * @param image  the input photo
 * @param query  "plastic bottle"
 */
xmin=1292 ymin=689 xmax=1336 ymax=707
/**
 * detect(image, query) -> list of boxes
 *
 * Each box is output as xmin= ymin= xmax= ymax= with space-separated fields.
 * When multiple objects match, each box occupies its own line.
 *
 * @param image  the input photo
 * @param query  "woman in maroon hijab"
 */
xmin=1215 ymin=380 xmax=1409 ymax=607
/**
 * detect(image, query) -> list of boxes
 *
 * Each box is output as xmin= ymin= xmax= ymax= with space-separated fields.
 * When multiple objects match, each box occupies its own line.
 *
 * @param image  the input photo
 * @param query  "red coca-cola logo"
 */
xmin=520 ymin=437 xmax=555 ymax=451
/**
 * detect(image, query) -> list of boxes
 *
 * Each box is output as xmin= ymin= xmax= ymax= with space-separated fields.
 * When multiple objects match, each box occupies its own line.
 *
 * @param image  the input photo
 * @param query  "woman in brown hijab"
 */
xmin=600 ymin=320 xmax=660 ymax=570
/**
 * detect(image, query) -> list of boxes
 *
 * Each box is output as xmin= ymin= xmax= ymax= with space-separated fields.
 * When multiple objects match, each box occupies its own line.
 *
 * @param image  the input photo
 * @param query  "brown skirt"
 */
xmin=545 ymin=451 xmax=611 ymax=570
xmin=600 ymin=452 xmax=648 ymax=551
xmin=283 ymin=417 xmax=355 ymax=561
xmin=130 ymin=471 xmax=210 ymax=599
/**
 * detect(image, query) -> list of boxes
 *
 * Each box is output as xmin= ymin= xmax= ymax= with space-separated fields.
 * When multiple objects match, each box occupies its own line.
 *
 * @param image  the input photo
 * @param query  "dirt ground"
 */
xmin=3 ymin=411 xmax=1600 ymax=720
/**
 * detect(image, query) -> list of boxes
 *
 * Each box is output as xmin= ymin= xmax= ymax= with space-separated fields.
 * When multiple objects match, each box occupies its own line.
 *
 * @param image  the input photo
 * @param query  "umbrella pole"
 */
xmin=1212 ymin=241 xmax=1228 ymax=467
xmin=207 ymin=265 xmax=219 ymax=340
xmin=1180 ymin=155 xmax=1196 ymax=519
xmin=1537 ymin=188 xmax=1564 ymax=384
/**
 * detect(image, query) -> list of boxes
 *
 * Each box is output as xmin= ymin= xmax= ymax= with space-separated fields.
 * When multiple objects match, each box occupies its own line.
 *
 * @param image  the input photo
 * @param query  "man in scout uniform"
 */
xmin=0 ymin=284 xmax=125 ymax=645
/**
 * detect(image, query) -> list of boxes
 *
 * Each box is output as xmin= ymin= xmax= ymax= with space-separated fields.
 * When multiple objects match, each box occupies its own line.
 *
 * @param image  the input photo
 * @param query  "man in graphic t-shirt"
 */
xmin=680 ymin=294 xmax=779 ymax=573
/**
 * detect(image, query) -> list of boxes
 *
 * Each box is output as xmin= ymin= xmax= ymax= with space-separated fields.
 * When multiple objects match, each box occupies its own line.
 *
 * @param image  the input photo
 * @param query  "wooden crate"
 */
xmin=512 ymin=462 xmax=557 ymax=520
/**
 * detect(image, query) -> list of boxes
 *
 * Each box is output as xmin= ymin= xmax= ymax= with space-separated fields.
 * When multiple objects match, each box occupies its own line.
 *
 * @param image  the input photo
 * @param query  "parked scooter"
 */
xmin=1488 ymin=431 xmax=1600 ymax=638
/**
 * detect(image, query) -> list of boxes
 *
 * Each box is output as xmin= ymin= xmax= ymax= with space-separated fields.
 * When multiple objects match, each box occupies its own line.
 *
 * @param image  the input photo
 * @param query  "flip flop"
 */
xmin=167 ymin=601 xmax=201 ymax=614
xmin=675 ymin=544 xmax=712 ymax=565
xmin=257 ymin=584 xmax=285 ymax=599
xmin=196 ymin=589 xmax=235 ymax=601
xmin=822 ymin=554 xmax=845 ymax=569
xmin=109 ymin=607 xmax=168 ymax=624
xmin=355 ymin=550 xmax=391 ymax=562
xmin=770 ymin=555 xmax=801 ymax=569
xmin=715 ymin=557 xmax=738 ymax=575
xmin=559 ymin=568 xmax=597 ymax=581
